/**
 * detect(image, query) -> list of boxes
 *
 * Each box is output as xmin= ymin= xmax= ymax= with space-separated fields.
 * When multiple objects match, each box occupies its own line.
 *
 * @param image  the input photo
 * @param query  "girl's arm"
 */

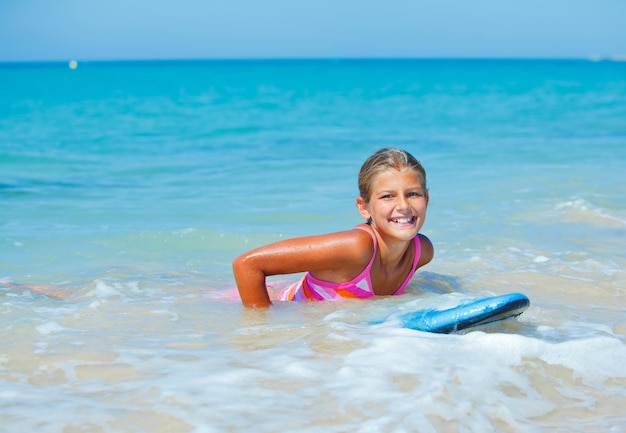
xmin=232 ymin=229 xmax=372 ymax=308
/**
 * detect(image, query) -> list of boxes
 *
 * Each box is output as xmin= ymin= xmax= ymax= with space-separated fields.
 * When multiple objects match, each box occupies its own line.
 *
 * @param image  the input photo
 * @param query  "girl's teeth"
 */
xmin=394 ymin=217 xmax=412 ymax=223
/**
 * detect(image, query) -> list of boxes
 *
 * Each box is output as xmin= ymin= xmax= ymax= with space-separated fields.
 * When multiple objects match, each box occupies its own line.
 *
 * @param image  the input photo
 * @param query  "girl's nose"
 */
xmin=396 ymin=196 xmax=409 ymax=210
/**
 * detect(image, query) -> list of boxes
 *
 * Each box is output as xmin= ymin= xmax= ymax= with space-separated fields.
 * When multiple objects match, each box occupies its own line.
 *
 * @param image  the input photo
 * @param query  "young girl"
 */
xmin=232 ymin=148 xmax=434 ymax=308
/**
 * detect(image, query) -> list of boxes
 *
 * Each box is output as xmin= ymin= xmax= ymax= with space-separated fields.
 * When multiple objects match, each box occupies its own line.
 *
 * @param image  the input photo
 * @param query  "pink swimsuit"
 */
xmin=278 ymin=226 xmax=422 ymax=301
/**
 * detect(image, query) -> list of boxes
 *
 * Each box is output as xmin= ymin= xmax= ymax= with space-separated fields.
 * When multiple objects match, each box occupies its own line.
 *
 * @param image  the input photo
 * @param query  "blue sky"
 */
xmin=1 ymin=0 xmax=625 ymax=62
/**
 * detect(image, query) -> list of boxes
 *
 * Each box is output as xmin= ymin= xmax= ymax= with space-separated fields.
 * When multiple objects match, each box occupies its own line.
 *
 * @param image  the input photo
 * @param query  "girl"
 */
xmin=233 ymin=148 xmax=434 ymax=308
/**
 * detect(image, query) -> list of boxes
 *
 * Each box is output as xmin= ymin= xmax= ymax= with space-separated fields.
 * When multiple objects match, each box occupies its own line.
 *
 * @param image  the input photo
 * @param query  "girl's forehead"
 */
xmin=373 ymin=167 xmax=424 ymax=186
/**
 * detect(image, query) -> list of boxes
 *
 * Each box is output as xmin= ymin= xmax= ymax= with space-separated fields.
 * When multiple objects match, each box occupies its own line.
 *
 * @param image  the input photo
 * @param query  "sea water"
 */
xmin=1 ymin=59 xmax=625 ymax=432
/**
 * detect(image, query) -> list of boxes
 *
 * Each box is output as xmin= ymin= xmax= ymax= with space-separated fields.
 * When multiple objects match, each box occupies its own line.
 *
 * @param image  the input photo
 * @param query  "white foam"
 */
xmin=539 ymin=336 xmax=626 ymax=383
xmin=85 ymin=280 xmax=122 ymax=298
xmin=35 ymin=321 xmax=65 ymax=335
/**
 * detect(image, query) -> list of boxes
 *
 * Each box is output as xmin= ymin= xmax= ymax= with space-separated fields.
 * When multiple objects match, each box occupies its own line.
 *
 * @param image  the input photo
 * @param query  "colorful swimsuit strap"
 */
xmin=394 ymin=234 xmax=422 ymax=295
xmin=352 ymin=225 xmax=421 ymax=295
xmin=353 ymin=225 xmax=378 ymax=275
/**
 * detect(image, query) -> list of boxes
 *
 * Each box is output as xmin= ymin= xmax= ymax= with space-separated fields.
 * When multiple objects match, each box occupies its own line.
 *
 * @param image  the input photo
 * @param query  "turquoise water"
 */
xmin=1 ymin=60 xmax=625 ymax=432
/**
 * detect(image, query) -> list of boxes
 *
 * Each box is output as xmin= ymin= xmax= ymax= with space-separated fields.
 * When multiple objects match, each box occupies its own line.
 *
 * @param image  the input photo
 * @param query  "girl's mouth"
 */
xmin=389 ymin=216 xmax=416 ymax=225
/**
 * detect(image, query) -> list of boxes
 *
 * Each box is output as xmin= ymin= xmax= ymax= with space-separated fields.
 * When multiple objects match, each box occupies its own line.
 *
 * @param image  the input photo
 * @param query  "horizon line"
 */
xmin=2 ymin=55 xmax=626 ymax=66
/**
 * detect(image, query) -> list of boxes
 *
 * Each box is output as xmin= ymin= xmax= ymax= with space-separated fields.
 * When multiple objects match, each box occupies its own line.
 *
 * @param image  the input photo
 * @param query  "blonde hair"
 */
xmin=358 ymin=148 xmax=427 ymax=202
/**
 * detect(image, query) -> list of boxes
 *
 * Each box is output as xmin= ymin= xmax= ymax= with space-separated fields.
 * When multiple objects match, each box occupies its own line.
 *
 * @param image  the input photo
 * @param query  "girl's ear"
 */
xmin=356 ymin=197 xmax=371 ymax=221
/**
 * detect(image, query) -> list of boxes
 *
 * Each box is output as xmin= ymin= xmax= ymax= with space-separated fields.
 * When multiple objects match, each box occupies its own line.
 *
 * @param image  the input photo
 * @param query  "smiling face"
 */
xmin=357 ymin=167 xmax=429 ymax=241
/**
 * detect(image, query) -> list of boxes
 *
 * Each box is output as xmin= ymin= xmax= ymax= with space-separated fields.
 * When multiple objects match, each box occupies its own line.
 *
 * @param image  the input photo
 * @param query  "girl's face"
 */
xmin=357 ymin=167 xmax=428 ymax=241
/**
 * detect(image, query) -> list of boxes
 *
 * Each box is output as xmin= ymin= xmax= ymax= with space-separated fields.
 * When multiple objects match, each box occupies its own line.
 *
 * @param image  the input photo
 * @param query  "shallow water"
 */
xmin=2 ymin=280 xmax=625 ymax=432
xmin=1 ymin=59 xmax=625 ymax=432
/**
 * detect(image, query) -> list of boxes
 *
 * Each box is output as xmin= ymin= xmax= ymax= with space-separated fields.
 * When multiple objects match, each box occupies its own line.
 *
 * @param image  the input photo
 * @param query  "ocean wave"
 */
xmin=555 ymin=198 xmax=626 ymax=228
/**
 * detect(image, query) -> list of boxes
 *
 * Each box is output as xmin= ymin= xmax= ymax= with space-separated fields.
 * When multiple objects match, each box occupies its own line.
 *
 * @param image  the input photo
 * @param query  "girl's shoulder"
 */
xmin=294 ymin=225 xmax=375 ymax=263
xmin=303 ymin=225 xmax=375 ymax=281
xmin=313 ymin=224 xmax=376 ymax=267
xmin=352 ymin=223 xmax=378 ymax=249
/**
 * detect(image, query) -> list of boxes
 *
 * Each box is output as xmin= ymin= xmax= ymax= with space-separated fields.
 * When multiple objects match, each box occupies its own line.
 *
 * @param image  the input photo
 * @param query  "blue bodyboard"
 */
xmin=400 ymin=293 xmax=530 ymax=334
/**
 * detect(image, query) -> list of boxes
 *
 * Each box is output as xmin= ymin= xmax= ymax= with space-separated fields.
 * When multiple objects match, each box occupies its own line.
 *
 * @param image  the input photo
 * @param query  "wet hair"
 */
xmin=358 ymin=148 xmax=427 ymax=202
